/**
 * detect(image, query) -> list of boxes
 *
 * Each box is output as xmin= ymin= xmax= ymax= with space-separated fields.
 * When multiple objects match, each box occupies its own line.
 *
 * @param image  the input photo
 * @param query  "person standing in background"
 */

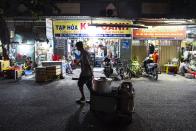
xmin=149 ymin=43 xmax=155 ymax=55
xmin=152 ymin=50 xmax=159 ymax=63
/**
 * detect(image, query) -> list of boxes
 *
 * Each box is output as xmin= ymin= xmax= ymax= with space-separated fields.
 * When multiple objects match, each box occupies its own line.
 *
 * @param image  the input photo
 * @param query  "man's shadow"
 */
xmin=65 ymin=105 xmax=153 ymax=131
xmin=65 ymin=104 xmax=105 ymax=131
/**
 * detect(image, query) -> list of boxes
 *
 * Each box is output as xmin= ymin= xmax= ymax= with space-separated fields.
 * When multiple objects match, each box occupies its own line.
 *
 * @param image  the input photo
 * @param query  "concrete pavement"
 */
xmin=0 ymin=68 xmax=196 ymax=131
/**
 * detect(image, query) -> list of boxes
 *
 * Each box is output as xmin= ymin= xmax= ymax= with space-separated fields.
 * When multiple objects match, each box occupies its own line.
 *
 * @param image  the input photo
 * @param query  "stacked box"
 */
xmin=46 ymin=66 xmax=61 ymax=80
xmin=42 ymin=61 xmax=64 ymax=77
xmin=35 ymin=65 xmax=62 ymax=82
xmin=35 ymin=67 xmax=47 ymax=82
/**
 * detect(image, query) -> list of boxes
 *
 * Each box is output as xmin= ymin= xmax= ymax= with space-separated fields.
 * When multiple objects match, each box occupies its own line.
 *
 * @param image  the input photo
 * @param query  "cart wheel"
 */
xmin=118 ymin=114 xmax=132 ymax=125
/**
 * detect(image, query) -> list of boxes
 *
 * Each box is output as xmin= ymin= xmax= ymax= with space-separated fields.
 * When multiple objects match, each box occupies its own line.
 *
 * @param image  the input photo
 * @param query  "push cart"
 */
xmin=90 ymin=81 xmax=134 ymax=124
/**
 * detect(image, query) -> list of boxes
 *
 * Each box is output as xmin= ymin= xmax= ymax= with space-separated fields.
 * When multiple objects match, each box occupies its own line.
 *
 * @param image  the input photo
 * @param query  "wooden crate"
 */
xmin=46 ymin=66 xmax=61 ymax=75
xmin=42 ymin=61 xmax=64 ymax=77
xmin=35 ymin=67 xmax=47 ymax=82
xmin=35 ymin=66 xmax=62 ymax=82
xmin=46 ymin=69 xmax=61 ymax=75
xmin=46 ymin=65 xmax=61 ymax=70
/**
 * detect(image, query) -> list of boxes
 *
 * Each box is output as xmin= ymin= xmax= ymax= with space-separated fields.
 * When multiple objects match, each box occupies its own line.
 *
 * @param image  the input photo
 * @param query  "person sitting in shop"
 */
xmin=23 ymin=57 xmax=33 ymax=70
xmin=22 ymin=57 xmax=33 ymax=75
xmin=179 ymin=59 xmax=196 ymax=78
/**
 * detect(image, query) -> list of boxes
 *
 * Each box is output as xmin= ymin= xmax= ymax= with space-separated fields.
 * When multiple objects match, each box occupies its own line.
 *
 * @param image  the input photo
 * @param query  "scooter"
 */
xmin=103 ymin=57 xmax=113 ymax=78
xmin=143 ymin=57 xmax=158 ymax=80
xmin=116 ymin=59 xmax=125 ymax=80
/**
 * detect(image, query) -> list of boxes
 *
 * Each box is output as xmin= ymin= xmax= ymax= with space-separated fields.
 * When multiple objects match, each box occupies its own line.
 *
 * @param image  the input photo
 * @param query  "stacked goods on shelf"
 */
xmin=35 ymin=67 xmax=47 ymax=82
xmin=46 ymin=66 xmax=61 ymax=80
xmin=0 ymin=60 xmax=10 ymax=71
xmin=3 ymin=70 xmax=16 ymax=79
xmin=3 ymin=70 xmax=22 ymax=80
xmin=2 ymin=65 xmax=23 ymax=80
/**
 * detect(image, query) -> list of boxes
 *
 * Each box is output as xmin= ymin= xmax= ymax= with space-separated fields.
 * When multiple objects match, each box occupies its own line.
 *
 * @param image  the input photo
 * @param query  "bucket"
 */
xmin=93 ymin=77 xmax=112 ymax=93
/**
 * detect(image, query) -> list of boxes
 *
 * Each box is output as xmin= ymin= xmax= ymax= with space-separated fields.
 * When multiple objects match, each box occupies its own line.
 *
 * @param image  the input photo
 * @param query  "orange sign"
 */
xmin=133 ymin=26 xmax=186 ymax=40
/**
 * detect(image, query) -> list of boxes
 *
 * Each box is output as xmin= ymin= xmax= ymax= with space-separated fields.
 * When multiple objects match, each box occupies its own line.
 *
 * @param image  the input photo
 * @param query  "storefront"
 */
xmin=3 ymin=20 xmax=53 ymax=67
xmin=51 ymin=17 xmax=132 ymax=67
xmin=34 ymin=18 xmax=54 ymax=66
xmin=183 ymin=26 xmax=196 ymax=52
xmin=0 ymin=41 xmax=2 ymax=59
xmin=132 ymin=26 xmax=187 ymax=70
xmin=12 ymin=32 xmax=35 ymax=65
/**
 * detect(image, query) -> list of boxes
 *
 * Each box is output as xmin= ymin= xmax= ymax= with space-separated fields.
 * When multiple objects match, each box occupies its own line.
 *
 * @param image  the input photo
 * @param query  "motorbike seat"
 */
xmin=147 ymin=63 xmax=157 ymax=68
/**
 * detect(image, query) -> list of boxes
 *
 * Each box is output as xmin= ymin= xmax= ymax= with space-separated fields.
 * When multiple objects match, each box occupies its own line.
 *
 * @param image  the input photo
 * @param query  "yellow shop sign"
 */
xmin=53 ymin=20 xmax=132 ymax=38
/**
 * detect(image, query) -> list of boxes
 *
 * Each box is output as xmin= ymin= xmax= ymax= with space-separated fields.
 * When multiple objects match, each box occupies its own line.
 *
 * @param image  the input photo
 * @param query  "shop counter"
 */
xmin=164 ymin=64 xmax=178 ymax=74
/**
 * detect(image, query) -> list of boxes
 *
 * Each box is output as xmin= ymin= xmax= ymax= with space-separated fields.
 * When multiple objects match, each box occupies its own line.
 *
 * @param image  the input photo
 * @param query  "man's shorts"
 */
xmin=78 ymin=75 xmax=93 ymax=91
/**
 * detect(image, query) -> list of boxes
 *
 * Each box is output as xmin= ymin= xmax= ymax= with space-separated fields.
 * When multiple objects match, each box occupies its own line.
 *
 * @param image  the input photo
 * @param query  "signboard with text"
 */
xmin=46 ymin=18 xmax=53 ymax=39
xmin=133 ymin=26 xmax=186 ymax=40
xmin=53 ymin=20 xmax=132 ymax=38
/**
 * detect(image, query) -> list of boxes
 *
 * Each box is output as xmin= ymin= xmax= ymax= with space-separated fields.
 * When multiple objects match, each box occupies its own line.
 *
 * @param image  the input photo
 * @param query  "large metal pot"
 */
xmin=93 ymin=77 xmax=112 ymax=93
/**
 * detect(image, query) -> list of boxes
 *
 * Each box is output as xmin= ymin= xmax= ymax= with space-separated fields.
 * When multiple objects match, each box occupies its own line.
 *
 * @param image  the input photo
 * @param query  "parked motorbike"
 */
xmin=103 ymin=57 xmax=113 ymax=78
xmin=143 ymin=57 xmax=158 ymax=80
xmin=116 ymin=59 xmax=125 ymax=79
